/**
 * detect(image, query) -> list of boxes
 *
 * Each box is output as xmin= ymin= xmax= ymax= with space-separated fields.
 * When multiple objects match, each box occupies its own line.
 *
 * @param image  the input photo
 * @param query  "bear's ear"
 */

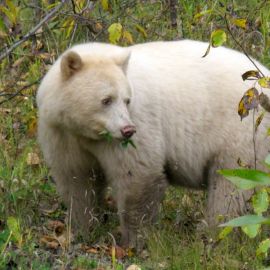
xmin=61 ymin=51 xmax=83 ymax=79
xmin=114 ymin=51 xmax=131 ymax=74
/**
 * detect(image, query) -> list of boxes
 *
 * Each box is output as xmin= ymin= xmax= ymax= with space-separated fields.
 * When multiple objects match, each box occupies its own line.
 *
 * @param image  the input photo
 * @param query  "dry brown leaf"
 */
xmin=47 ymin=220 xmax=65 ymax=235
xmin=40 ymin=235 xmax=59 ymax=249
xmin=181 ymin=194 xmax=193 ymax=208
xmin=12 ymin=57 xmax=26 ymax=68
xmin=28 ymin=117 xmax=37 ymax=136
xmin=0 ymin=108 xmax=11 ymax=114
xmin=27 ymin=152 xmax=40 ymax=166
xmin=114 ymin=245 xmax=126 ymax=259
xmin=86 ymin=247 xmax=99 ymax=254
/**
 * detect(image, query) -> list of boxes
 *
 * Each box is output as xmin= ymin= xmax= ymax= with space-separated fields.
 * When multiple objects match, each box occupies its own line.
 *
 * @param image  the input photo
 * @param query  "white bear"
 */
xmin=37 ymin=40 xmax=270 ymax=247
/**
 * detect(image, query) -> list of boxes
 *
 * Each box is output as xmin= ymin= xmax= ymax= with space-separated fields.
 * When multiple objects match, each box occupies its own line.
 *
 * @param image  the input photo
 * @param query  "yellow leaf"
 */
xmin=258 ymin=77 xmax=270 ymax=88
xmin=28 ymin=117 xmax=37 ymax=136
xmin=255 ymin=112 xmax=265 ymax=132
xmin=0 ymin=29 xmax=8 ymax=39
xmin=218 ymin=226 xmax=233 ymax=240
xmin=0 ymin=6 xmax=16 ymax=25
xmin=194 ymin=9 xmax=212 ymax=19
xmin=135 ymin=24 xmax=147 ymax=38
xmin=123 ymin=30 xmax=134 ymax=44
xmin=66 ymin=18 xmax=75 ymax=39
xmin=238 ymin=99 xmax=248 ymax=120
xmin=232 ymin=18 xmax=247 ymax=29
xmin=101 ymin=0 xmax=109 ymax=11
xmin=238 ymin=87 xmax=259 ymax=120
xmin=108 ymin=23 xmax=122 ymax=44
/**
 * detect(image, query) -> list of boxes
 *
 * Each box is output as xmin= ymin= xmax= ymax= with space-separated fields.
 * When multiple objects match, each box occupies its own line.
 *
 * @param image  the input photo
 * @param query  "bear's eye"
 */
xmin=125 ymin=98 xmax=130 ymax=105
xmin=102 ymin=97 xmax=113 ymax=106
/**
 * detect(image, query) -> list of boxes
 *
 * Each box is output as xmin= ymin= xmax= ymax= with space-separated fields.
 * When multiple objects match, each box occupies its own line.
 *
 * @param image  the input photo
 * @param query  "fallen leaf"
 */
xmin=126 ymin=264 xmax=141 ymax=270
xmin=40 ymin=235 xmax=60 ymax=249
xmin=0 ymin=108 xmax=11 ymax=114
xmin=123 ymin=30 xmax=134 ymax=44
xmin=27 ymin=152 xmax=40 ymax=166
xmin=47 ymin=220 xmax=65 ymax=235
xmin=28 ymin=117 xmax=37 ymax=136
xmin=114 ymin=245 xmax=126 ymax=259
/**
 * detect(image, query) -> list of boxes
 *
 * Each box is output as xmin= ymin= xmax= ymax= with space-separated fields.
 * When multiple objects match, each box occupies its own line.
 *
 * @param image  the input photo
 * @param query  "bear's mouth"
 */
xmin=99 ymin=130 xmax=136 ymax=149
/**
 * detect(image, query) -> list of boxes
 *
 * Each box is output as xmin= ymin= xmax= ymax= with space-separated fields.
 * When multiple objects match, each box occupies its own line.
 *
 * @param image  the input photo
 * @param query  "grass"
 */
xmin=0 ymin=0 xmax=270 ymax=269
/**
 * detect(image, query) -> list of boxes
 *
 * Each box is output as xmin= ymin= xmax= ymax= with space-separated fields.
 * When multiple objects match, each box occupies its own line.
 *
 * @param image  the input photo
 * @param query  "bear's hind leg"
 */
xmin=206 ymin=158 xmax=252 ymax=226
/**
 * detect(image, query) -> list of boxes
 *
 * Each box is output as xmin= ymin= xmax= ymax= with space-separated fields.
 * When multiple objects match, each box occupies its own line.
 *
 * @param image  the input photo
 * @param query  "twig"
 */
xmin=0 ymin=0 xmax=67 ymax=62
xmin=224 ymin=14 xmax=265 ymax=77
xmin=252 ymin=109 xmax=257 ymax=169
xmin=0 ymin=79 xmax=40 ymax=106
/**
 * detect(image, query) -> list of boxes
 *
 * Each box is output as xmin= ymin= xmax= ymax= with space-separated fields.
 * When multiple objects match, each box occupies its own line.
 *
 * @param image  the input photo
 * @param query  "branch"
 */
xmin=224 ymin=14 xmax=265 ymax=77
xmin=0 ymin=79 xmax=41 ymax=106
xmin=0 ymin=0 xmax=67 ymax=62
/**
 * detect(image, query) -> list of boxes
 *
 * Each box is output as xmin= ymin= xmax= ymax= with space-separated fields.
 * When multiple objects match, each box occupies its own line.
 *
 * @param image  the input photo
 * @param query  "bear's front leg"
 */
xmin=115 ymin=174 xmax=168 ymax=248
xmin=52 ymin=168 xmax=106 ymax=236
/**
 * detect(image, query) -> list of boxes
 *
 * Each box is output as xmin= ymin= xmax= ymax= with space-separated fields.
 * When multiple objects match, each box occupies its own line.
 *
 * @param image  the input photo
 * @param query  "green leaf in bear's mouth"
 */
xmin=121 ymin=138 xmax=137 ymax=149
xmin=99 ymin=130 xmax=113 ymax=142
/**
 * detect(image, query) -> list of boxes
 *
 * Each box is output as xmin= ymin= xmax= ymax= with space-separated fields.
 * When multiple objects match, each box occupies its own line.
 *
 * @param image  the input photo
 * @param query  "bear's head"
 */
xmin=39 ymin=48 xmax=136 ymax=142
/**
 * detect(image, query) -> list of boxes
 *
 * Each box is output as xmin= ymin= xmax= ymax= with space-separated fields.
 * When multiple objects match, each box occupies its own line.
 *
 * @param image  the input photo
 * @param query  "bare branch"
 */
xmin=0 ymin=0 xmax=67 ymax=62
xmin=224 ymin=14 xmax=265 ymax=77
xmin=0 ymin=79 xmax=41 ymax=106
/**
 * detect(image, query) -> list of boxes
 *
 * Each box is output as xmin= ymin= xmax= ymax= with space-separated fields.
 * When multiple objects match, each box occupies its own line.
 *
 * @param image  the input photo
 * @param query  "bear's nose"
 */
xmin=121 ymin=125 xmax=136 ymax=138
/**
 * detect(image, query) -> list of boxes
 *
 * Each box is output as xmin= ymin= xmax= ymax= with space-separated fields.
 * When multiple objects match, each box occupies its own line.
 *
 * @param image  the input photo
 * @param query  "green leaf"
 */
xmin=218 ymin=226 xmax=233 ymax=240
xmin=108 ymin=23 xmax=122 ymax=44
xmin=121 ymin=139 xmax=136 ymax=149
xmin=7 ymin=216 xmax=22 ymax=247
xmin=203 ymin=29 xmax=226 ymax=57
xmin=256 ymin=238 xmax=270 ymax=257
xmin=211 ymin=29 xmax=227 ymax=47
xmin=220 ymin=215 xmax=270 ymax=227
xmin=241 ymin=224 xmax=260 ymax=238
xmin=218 ymin=169 xmax=270 ymax=190
xmin=99 ymin=131 xmax=113 ymax=142
xmin=252 ymin=189 xmax=269 ymax=215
